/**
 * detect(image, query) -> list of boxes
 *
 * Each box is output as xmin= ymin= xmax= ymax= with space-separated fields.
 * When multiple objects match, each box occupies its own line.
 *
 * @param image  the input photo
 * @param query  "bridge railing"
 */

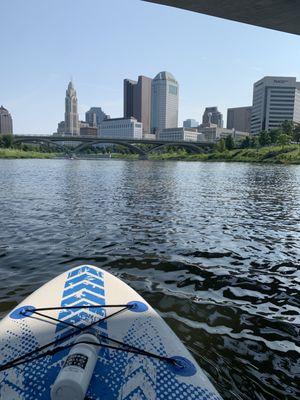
xmin=14 ymin=134 xmax=214 ymax=146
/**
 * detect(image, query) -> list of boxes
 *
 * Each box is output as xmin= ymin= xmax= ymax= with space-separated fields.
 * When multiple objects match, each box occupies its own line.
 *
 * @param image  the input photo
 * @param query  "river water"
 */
xmin=0 ymin=159 xmax=299 ymax=399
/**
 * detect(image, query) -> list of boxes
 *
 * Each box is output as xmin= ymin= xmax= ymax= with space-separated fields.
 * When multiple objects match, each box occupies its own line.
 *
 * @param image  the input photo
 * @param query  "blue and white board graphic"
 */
xmin=0 ymin=265 xmax=222 ymax=399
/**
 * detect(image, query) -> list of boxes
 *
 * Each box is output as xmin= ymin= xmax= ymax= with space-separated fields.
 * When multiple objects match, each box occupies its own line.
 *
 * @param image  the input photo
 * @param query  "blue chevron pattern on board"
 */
xmin=56 ymin=265 xmax=107 ymax=334
xmin=20 ymin=265 xmax=108 ymax=399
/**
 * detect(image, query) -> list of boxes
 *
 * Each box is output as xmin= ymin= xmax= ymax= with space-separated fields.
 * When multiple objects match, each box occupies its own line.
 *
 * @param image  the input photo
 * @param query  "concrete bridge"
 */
xmin=145 ymin=1 xmax=300 ymax=36
xmin=13 ymin=135 xmax=214 ymax=159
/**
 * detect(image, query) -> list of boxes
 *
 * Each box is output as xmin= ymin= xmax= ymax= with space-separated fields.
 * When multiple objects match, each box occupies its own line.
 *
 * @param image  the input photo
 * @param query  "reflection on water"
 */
xmin=0 ymin=159 xmax=299 ymax=399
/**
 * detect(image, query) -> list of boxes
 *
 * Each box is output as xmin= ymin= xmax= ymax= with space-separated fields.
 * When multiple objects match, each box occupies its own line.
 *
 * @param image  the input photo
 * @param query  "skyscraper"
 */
xmin=64 ymin=81 xmax=79 ymax=136
xmin=151 ymin=71 xmax=179 ymax=133
xmin=124 ymin=76 xmax=152 ymax=135
xmin=202 ymin=107 xmax=223 ymax=128
xmin=251 ymin=76 xmax=300 ymax=134
xmin=85 ymin=107 xmax=110 ymax=135
xmin=123 ymin=79 xmax=137 ymax=120
xmin=0 ymin=106 xmax=13 ymax=134
xmin=227 ymin=106 xmax=252 ymax=133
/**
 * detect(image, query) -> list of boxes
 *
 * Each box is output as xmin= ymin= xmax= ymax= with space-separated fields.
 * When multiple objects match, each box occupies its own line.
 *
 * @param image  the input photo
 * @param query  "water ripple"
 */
xmin=0 ymin=159 xmax=299 ymax=399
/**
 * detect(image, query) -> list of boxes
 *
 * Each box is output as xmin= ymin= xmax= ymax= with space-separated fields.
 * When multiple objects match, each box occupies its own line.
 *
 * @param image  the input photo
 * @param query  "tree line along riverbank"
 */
xmin=2 ymin=145 xmax=300 ymax=164
xmin=0 ymin=148 xmax=58 ymax=159
xmin=153 ymin=120 xmax=300 ymax=163
xmin=0 ymin=135 xmax=59 ymax=159
xmin=2 ymin=146 xmax=300 ymax=164
xmin=1 ymin=120 xmax=300 ymax=163
xmin=149 ymin=145 xmax=300 ymax=163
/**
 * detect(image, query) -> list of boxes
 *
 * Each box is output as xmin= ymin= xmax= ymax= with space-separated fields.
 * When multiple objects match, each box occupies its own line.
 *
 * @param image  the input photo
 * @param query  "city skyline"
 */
xmin=4 ymin=71 xmax=300 ymax=138
xmin=1 ymin=0 xmax=300 ymax=134
xmin=5 ymin=73 xmax=300 ymax=138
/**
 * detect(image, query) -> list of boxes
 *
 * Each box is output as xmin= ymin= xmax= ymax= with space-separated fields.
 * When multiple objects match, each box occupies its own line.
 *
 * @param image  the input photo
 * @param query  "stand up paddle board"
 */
xmin=0 ymin=265 xmax=222 ymax=399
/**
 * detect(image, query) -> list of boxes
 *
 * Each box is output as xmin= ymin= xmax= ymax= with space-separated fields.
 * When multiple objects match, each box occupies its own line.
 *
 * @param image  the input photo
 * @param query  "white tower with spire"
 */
xmin=64 ymin=80 xmax=79 ymax=135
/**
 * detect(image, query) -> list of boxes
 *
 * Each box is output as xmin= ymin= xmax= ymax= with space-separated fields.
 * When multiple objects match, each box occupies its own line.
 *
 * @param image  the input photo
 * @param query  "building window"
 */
xmin=169 ymin=85 xmax=178 ymax=95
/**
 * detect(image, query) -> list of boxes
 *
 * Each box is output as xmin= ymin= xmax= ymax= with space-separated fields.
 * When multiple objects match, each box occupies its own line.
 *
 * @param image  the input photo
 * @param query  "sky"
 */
xmin=1 ymin=0 xmax=300 ymax=135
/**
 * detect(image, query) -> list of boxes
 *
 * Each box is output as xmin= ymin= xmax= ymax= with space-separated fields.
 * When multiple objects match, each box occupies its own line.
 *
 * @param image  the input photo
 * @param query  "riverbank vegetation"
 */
xmin=0 ymin=148 xmax=58 ymax=159
xmin=1 ymin=121 xmax=300 ymax=163
xmin=150 ymin=121 xmax=300 ymax=164
xmin=0 ymin=135 xmax=59 ymax=158
xmin=150 ymin=145 xmax=300 ymax=163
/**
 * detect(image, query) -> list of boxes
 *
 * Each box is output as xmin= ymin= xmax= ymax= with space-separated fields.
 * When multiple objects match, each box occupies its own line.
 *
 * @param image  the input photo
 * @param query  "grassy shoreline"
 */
xmin=2 ymin=145 xmax=300 ymax=164
xmin=112 ymin=145 xmax=300 ymax=164
xmin=0 ymin=148 xmax=59 ymax=159
xmin=149 ymin=145 xmax=300 ymax=164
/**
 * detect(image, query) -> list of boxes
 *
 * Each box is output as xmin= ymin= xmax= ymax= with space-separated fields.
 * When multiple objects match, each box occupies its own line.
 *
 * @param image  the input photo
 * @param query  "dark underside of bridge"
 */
xmin=144 ymin=0 xmax=300 ymax=36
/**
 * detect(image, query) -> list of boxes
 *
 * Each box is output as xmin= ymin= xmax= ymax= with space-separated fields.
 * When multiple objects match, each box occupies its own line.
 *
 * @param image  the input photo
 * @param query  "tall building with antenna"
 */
xmin=64 ymin=81 xmax=79 ymax=135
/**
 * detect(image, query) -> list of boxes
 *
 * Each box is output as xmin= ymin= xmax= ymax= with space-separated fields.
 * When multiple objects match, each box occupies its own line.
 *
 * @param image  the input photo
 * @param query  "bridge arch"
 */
xmin=13 ymin=137 xmax=71 ymax=154
xmin=147 ymin=142 xmax=203 ymax=155
xmin=12 ymin=135 xmax=214 ymax=159
xmin=73 ymin=139 xmax=147 ymax=158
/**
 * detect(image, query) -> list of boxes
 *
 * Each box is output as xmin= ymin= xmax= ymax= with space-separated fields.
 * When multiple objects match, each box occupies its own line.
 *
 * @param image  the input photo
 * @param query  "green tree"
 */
xmin=217 ymin=139 xmax=226 ymax=152
xmin=0 ymin=134 xmax=14 ymax=148
xmin=240 ymin=136 xmax=250 ymax=148
xmin=292 ymin=123 xmax=300 ymax=143
xmin=269 ymin=129 xmax=281 ymax=144
xmin=281 ymin=120 xmax=294 ymax=136
xmin=249 ymin=136 xmax=258 ymax=148
xmin=277 ymin=133 xmax=290 ymax=148
xmin=258 ymin=130 xmax=271 ymax=146
xmin=225 ymin=135 xmax=234 ymax=150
